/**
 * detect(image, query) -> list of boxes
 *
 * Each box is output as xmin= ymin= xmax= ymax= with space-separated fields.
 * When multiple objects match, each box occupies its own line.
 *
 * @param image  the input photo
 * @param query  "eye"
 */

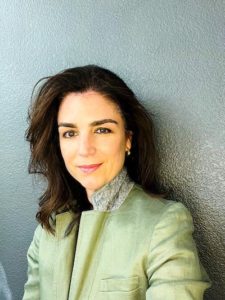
xmin=95 ymin=127 xmax=112 ymax=134
xmin=62 ymin=130 xmax=78 ymax=138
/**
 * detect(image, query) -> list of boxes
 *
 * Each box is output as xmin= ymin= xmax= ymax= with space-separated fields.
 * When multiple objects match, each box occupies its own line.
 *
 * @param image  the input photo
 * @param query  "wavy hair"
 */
xmin=26 ymin=65 xmax=160 ymax=232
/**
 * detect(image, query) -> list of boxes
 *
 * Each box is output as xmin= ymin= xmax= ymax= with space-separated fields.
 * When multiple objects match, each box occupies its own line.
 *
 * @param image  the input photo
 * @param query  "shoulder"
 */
xmin=32 ymin=224 xmax=43 ymax=243
xmin=125 ymin=184 xmax=189 ymax=213
xmin=123 ymin=184 xmax=193 ymax=229
xmin=26 ymin=224 xmax=43 ymax=260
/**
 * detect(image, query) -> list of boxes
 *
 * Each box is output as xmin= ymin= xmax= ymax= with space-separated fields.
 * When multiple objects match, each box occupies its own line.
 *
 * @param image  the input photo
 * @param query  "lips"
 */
xmin=78 ymin=163 xmax=102 ymax=174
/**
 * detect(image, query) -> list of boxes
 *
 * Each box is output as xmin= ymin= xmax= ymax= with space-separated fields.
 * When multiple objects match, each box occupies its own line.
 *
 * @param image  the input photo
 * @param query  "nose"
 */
xmin=77 ymin=133 xmax=96 ymax=157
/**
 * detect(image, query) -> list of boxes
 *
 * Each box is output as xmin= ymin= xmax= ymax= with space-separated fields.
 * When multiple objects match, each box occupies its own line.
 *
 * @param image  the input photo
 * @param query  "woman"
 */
xmin=23 ymin=65 xmax=210 ymax=299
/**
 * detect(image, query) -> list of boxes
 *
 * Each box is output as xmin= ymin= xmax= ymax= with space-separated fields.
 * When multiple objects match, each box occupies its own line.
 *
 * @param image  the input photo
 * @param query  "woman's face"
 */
xmin=57 ymin=91 xmax=132 ymax=199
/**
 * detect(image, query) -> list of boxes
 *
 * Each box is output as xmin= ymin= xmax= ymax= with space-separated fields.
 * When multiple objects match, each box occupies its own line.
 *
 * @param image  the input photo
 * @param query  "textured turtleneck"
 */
xmin=90 ymin=168 xmax=134 ymax=211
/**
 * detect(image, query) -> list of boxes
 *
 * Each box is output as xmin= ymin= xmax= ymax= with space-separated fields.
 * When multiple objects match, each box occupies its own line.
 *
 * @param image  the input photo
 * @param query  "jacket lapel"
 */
xmin=68 ymin=211 xmax=108 ymax=299
xmin=54 ymin=211 xmax=79 ymax=300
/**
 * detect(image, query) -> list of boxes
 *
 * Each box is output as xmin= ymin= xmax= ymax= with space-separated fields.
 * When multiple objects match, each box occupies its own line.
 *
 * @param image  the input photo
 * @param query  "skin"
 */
xmin=57 ymin=91 xmax=132 ymax=200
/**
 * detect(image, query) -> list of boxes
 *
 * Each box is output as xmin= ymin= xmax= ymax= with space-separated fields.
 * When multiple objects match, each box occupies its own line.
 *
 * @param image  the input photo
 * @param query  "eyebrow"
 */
xmin=58 ymin=119 xmax=118 ymax=128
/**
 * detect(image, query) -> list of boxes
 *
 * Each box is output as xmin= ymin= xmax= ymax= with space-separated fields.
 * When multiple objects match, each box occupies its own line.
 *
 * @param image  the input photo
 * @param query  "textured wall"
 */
xmin=0 ymin=1 xmax=224 ymax=299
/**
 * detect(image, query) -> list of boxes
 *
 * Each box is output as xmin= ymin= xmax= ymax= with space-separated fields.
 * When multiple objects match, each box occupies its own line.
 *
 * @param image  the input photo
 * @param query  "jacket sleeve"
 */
xmin=146 ymin=202 xmax=211 ymax=300
xmin=22 ymin=224 xmax=42 ymax=300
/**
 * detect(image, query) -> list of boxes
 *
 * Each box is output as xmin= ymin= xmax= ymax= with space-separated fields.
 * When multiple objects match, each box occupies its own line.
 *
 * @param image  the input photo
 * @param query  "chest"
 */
xmin=39 ymin=212 xmax=151 ymax=299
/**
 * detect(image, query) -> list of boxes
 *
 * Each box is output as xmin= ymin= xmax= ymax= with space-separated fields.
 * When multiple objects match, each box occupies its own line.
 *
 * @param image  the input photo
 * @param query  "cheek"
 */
xmin=59 ymin=142 xmax=74 ymax=163
xmin=104 ymin=137 xmax=126 ymax=158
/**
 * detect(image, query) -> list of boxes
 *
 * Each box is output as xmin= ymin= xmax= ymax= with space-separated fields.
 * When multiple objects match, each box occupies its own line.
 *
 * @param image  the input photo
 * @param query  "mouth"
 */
xmin=78 ymin=163 xmax=102 ymax=174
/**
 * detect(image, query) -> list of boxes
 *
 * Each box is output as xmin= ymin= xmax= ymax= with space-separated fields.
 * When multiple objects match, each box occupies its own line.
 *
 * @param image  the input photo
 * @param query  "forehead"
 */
xmin=57 ymin=91 xmax=123 ymax=123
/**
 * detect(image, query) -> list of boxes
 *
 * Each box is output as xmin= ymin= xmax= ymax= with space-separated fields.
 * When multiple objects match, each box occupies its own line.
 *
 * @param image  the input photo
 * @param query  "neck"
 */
xmin=88 ymin=168 xmax=134 ymax=211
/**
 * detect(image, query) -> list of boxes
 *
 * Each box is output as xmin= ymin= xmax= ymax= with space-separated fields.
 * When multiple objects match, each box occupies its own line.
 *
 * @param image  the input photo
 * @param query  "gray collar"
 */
xmin=90 ymin=168 xmax=134 ymax=211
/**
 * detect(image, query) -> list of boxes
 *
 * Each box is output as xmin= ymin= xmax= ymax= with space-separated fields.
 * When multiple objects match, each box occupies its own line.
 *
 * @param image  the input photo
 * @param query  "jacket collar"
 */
xmin=55 ymin=210 xmax=78 ymax=239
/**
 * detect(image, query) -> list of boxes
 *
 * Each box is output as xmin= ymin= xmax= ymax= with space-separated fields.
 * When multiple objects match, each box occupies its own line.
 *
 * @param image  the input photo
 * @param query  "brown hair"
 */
xmin=26 ymin=65 xmax=160 ymax=232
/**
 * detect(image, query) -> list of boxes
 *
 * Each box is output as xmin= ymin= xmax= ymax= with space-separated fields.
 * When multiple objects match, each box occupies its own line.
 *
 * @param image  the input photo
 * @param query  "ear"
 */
xmin=125 ymin=130 xmax=133 ymax=151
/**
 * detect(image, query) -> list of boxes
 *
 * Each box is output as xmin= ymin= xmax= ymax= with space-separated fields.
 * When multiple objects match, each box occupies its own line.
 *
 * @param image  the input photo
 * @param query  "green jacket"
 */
xmin=23 ymin=185 xmax=210 ymax=299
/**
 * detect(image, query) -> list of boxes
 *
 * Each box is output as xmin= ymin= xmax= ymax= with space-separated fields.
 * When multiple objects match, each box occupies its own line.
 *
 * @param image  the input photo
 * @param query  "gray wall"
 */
xmin=0 ymin=1 xmax=224 ymax=299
